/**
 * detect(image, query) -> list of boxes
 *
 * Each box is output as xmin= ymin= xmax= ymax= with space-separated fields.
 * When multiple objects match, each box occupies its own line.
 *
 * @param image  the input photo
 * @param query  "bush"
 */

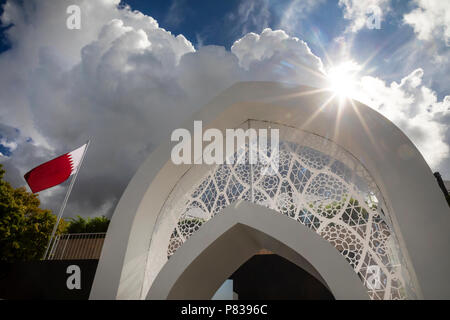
xmin=0 ymin=164 xmax=66 ymax=262
xmin=66 ymin=215 xmax=110 ymax=233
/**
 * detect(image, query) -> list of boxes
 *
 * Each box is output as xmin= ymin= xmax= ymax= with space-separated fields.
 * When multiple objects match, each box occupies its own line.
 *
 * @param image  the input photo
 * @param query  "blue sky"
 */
xmin=0 ymin=0 xmax=448 ymax=217
xmin=117 ymin=0 xmax=444 ymax=97
xmin=0 ymin=0 xmax=11 ymax=53
xmin=0 ymin=0 xmax=441 ymax=95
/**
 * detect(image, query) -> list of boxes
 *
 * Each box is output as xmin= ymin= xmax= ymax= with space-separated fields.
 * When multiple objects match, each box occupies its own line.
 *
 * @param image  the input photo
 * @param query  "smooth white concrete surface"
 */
xmin=147 ymin=202 xmax=369 ymax=300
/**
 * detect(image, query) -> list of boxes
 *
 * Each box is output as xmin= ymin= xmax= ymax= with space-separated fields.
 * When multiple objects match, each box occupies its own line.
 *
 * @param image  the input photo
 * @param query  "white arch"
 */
xmin=90 ymin=82 xmax=450 ymax=300
xmin=147 ymin=201 xmax=368 ymax=300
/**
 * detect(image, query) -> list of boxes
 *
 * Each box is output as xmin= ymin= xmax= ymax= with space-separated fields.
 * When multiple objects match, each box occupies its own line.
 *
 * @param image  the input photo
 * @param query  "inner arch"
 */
xmin=147 ymin=202 xmax=368 ymax=300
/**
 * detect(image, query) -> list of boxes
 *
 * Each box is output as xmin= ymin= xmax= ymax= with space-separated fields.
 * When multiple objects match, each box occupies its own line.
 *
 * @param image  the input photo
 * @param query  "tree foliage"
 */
xmin=66 ymin=215 xmax=110 ymax=233
xmin=0 ymin=164 xmax=66 ymax=262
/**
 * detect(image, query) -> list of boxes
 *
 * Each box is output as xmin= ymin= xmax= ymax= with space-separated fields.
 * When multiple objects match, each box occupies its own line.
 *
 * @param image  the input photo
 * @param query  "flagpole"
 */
xmin=43 ymin=140 xmax=90 ymax=260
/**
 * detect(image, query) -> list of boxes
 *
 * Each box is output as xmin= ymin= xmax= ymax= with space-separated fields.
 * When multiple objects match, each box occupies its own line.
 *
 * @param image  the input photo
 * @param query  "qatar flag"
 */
xmin=24 ymin=144 xmax=87 ymax=193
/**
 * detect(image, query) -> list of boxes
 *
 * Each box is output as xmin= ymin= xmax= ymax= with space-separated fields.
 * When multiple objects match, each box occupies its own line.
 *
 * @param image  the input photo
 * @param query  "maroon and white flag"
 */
xmin=24 ymin=144 xmax=87 ymax=193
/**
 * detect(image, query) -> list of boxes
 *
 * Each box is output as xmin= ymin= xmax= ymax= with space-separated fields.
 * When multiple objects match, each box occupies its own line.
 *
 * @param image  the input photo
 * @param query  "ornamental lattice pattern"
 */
xmin=163 ymin=125 xmax=418 ymax=300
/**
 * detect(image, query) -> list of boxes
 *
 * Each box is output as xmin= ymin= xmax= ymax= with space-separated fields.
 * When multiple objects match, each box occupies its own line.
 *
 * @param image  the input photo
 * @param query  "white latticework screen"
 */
xmin=143 ymin=121 xmax=419 ymax=300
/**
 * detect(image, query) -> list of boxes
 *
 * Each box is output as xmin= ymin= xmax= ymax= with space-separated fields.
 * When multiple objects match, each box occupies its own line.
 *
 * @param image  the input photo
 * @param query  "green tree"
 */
xmin=0 ymin=164 xmax=66 ymax=262
xmin=66 ymin=215 xmax=110 ymax=233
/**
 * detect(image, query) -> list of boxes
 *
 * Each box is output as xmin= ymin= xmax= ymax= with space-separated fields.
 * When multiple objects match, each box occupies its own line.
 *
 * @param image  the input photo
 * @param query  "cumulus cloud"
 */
xmin=403 ymin=0 xmax=450 ymax=45
xmin=0 ymin=0 xmax=325 ymax=217
xmin=0 ymin=0 xmax=448 ymax=219
xmin=339 ymin=0 xmax=389 ymax=33
xmin=231 ymin=28 xmax=326 ymax=87
xmin=354 ymin=68 xmax=450 ymax=169
xmin=0 ymin=124 xmax=54 ymax=188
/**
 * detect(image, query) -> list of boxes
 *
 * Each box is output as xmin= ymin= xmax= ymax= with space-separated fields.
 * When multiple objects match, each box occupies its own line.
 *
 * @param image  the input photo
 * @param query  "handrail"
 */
xmin=44 ymin=232 xmax=107 ymax=260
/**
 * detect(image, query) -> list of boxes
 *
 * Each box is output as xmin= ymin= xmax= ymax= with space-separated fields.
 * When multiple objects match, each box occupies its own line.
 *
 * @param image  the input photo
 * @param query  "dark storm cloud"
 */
xmin=0 ymin=0 xmax=448 ymax=218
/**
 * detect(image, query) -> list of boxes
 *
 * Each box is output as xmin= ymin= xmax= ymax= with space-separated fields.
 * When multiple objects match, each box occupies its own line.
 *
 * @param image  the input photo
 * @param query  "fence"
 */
xmin=45 ymin=233 xmax=106 ymax=260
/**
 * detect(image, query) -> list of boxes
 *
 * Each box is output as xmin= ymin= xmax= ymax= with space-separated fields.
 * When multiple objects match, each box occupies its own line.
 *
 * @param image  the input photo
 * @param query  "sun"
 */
xmin=326 ymin=61 xmax=360 ymax=99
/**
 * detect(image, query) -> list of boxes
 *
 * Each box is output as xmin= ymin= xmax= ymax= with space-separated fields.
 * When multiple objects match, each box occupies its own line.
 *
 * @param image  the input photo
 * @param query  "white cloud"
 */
xmin=278 ymin=0 xmax=325 ymax=33
xmin=226 ymin=0 xmax=271 ymax=36
xmin=231 ymin=28 xmax=326 ymax=87
xmin=0 ymin=137 xmax=17 ymax=153
xmin=339 ymin=0 xmax=389 ymax=33
xmin=0 ymin=1 xmax=324 ymax=217
xmin=354 ymin=68 xmax=450 ymax=168
xmin=403 ymin=0 xmax=450 ymax=45
xmin=0 ymin=0 xmax=448 ymax=219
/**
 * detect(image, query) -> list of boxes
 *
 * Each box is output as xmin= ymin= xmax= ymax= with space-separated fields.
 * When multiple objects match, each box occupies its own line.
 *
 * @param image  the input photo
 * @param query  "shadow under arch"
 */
xmin=147 ymin=201 xmax=368 ymax=300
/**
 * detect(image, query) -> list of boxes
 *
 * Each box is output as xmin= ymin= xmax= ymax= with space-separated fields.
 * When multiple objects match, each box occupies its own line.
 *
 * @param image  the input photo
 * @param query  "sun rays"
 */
xmin=326 ymin=60 xmax=361 ymax=100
